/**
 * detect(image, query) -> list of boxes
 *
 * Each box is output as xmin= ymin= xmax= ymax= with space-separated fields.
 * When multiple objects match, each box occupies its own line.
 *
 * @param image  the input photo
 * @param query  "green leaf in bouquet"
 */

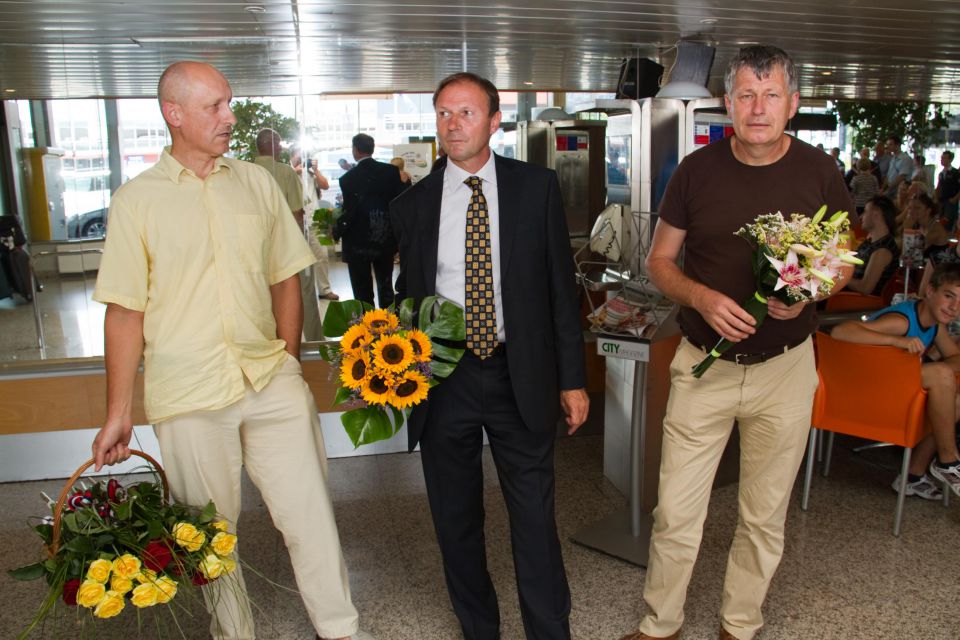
xmin=430 ymin=341 xmax=465 ymax=365
xmin=114 ymin=499 xmax=132 ymax=521
xmin=198 ymin=501 xmax=217 ymax=524
xmin=397 ymin=297 xmax=415 ymax=328
xmin=423 ymin=298 xmax=465 ymax=340
xmin=322 ymin=299 xmax=371 ymax=338
xmin=430 ymin=360 xmax=458 ymax=380
xmin=317 ymin=342 xmax=341 ymax=363
xmin=333 ymin=385 xmax=354 ymax=407
xmin=387 ymin=404 xmax=405 ymax=431
xmin=8 ymin=562 xmax=46 ymax=581
xmin=341 ymin=407 xmax=395 ymax=448
xmin=94 ymin=533 xmax=115 ymax=549
xmin=33 ymin=522 xmax=53 ymax=545
xmin=63 ymin=534 xmax=95 ymax=555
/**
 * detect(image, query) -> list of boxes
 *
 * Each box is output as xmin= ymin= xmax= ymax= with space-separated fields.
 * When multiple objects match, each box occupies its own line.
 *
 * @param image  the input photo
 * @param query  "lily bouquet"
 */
xmin=8 ymin=452 xmax=239 ymax=639
xmin=319 ymin=297 xmax=465 ymax=447
xmin=692 ymin=205 xmax=862 ymax=378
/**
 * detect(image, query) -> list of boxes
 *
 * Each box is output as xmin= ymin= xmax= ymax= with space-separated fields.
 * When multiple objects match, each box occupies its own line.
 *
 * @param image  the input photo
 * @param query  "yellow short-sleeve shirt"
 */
xmin=93 ymin=148 xmax=317 ymax=423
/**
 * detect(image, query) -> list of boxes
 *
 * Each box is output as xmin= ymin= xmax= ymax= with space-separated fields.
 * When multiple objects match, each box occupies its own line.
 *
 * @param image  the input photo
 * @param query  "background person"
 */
xmin=621 ymin=46 xmax=854 ymax=640
xmin=254 ymin=128 xmax=324 ymax=340
xmin=90 ymin=61 xmax=367 ymax=640
xmin=336 ymin=133 xmax=405 ymax=308
xmin=847 ymin=195 xmax=899 ymax=296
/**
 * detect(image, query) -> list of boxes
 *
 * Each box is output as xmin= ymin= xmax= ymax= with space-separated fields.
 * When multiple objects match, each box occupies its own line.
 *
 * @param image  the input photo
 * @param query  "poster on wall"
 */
xmin=393 ymin=143 xmax=434 ymax=183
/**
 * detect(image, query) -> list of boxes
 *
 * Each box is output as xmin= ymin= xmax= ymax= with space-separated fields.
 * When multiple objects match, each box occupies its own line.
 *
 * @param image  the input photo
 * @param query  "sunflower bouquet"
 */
xmin=692 ymin=205 xmax=863 ymax=378
xmin=319 ymin=296 xmax=465 ymax=447
xmin=8 ymin=451 xmax=240 ymax=639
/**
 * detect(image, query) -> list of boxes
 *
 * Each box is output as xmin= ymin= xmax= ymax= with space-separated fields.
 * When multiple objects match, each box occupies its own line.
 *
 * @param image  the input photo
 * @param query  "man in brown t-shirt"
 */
xmin=619 ymin=47 xmax=855 ymax=640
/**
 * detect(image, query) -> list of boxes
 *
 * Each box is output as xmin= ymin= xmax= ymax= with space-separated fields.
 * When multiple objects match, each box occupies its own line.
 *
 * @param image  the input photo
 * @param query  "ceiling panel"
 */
xmin=0 ymin=0 xmax=958 ymax=101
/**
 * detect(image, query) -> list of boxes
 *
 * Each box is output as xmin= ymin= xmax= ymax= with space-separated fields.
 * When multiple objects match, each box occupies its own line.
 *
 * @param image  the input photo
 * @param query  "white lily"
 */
xmin=765 ymin=250 xmax=809 ymax=292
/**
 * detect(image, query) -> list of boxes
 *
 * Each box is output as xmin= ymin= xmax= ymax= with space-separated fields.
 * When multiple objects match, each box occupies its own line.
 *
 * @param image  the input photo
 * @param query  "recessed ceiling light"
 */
xmin=523 ymin=81 xmax=534 ymax=86
xmin=700 ymin=18 xmax=717 ymax=25
xmin=244 ymin=5 xmax=266 ymax=13
xmin=3 ymin=88 xmax=14 ymax=93
xmin=821 ymin=71 xmax=833 ymax=76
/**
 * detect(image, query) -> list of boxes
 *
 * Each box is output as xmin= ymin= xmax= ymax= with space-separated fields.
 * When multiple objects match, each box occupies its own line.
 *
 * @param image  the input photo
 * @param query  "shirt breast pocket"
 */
xmin=234 ymin=214 xmax=271 ymax=273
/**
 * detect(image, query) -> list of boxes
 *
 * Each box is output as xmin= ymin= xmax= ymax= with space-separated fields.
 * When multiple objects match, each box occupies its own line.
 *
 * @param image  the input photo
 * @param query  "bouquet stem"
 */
xmin=691 ymin=291 xmax=770 ymax=378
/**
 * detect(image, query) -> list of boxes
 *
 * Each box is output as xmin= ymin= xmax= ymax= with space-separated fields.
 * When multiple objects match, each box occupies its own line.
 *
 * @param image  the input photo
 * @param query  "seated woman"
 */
xmin=898 ymin=193 xmax=948 ymax=250
xmin=847 ymin=195 xmax=900 ymax=296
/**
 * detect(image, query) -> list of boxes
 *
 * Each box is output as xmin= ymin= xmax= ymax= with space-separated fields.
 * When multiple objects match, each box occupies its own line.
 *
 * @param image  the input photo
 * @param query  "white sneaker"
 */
xmin=892 ymin=474 xmax=943 ymax=500
xmin=929 ymin=461 xmax=960 ymax=497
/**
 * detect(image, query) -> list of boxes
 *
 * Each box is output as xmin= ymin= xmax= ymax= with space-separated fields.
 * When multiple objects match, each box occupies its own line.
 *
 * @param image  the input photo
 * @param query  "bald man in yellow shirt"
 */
xmin=90 ymin=61 xmax=369 ymax=640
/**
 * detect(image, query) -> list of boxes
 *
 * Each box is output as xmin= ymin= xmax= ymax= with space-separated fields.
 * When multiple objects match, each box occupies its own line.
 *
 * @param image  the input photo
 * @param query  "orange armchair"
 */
xmin=801 ymin=332 xmax=929 ymax=536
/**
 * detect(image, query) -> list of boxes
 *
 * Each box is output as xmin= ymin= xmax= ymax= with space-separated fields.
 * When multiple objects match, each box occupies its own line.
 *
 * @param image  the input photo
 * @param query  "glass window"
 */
xmin=50 ymin=99 xmax=111 ymax=239
xmin=116 ymin=99 xmax=169 ymax=183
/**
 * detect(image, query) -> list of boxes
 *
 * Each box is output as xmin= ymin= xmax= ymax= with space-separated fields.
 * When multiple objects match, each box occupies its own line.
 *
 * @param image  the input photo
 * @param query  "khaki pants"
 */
xmin=639 ymin=337 xmax=818 ymax=640
xmin=301 ymin=265 xmax=324 ymax=342
xmin=155 ymin=356 xmax=358 ymax=640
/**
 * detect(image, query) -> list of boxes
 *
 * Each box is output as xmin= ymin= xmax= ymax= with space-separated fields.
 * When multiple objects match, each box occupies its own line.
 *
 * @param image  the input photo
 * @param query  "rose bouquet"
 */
xmin=692 ymin=205 xmax=863 ymax=378
xmin=319 ymin=297 xmax=465 ymax=447
xmin=8 ymin=451 xmax=239 ymax=639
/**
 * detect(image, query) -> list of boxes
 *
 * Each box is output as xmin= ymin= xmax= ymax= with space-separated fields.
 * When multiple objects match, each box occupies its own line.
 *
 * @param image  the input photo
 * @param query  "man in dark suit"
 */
xmin=391 ymin=72 xmax=589 ymax=640
xmin=337 ymin=133 xmax=405 ymax=308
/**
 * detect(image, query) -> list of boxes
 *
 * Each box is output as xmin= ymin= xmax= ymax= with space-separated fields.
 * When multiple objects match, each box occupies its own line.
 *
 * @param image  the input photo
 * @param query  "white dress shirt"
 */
xmin=435 ymin=153 xmax=505 ymax=342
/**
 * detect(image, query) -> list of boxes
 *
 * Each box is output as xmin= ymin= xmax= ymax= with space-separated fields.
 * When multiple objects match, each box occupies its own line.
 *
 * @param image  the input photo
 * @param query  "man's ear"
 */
xmin=161 ymin=101 xmax=181 ymax=128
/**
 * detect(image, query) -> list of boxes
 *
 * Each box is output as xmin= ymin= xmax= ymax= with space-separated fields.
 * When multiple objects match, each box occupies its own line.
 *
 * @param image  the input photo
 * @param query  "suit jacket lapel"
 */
xmin=495 ymin=154 xmax=519 ymax=277
xmin=420 ymin=172 xmax=443 ymax=295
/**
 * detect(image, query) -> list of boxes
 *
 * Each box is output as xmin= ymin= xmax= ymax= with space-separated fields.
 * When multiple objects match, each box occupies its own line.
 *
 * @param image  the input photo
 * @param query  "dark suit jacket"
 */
xmin=338 ymin=157 xmax=405 ymax=262
xmin=390 ymin=153 xmax=586 ymax=450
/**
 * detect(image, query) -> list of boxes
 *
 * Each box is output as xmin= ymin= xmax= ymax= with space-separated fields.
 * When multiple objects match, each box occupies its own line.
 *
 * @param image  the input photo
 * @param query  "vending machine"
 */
xmin=23 ymin=147 xmax=67 ymax=242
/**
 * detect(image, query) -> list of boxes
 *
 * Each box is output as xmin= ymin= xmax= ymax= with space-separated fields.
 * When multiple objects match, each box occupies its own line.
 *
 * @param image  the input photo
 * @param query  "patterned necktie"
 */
xmin=464 ymin=176 xmax=498 ymax=359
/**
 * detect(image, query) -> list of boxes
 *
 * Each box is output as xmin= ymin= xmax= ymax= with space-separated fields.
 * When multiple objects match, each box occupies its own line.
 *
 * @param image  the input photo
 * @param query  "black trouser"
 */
xmin=419 ymin=347 xmax=571 ymax=640
xmin=346 ymin=252 xmax=395 ymax=309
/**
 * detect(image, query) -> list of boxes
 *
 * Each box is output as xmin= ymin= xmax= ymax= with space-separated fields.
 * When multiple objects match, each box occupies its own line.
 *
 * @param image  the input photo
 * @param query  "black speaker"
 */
xmin=616 ymin=58 xmax=664 ymax=100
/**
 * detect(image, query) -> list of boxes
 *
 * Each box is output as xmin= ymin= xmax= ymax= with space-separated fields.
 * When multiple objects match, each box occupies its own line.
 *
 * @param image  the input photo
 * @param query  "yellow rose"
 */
xmin=220 ymin=555 xmax=237 ymax=575
xmin=136 ymin=568 xmax=158 ymax=584
xmin=154 ymin=576 xmax=178 ymax=604
xmin=86 ymin=558 xmax=112 ymax=584
xmin=130 ymin=583 xmax=159 ymax=608
xmin=77 ymin=579 xmax=106 ymax=608
xmin=210 ymin=520 xmax=229 ymax=532
xmin=198 ymin=553 xmax=223 ymax=580
xmin=93 ymin=590 xmax=125 ymax=619
xmin=111 ymin=554 xmax=141 ymax=580
xmin=172 ymin=522 xmax=206 ymax=552
xmin=110 ymin=575 xmax=134 ymax=595
xmin=210 ymin=532 xmax=237 ymax=557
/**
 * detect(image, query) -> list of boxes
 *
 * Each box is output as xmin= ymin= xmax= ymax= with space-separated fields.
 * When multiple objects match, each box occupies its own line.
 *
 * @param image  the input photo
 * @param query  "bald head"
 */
xmin=256 ymin=128 xmax=281 ymax=156
xmin=158 ymin=61 xmax=228 ymax=110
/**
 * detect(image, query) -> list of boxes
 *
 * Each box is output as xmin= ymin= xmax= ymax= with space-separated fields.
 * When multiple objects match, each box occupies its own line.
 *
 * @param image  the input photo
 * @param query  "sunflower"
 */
xmin=360 ymin=372 xmax=395 ymax=405
xmin=371 ymin=335 xmax=415 ymax=373
xmin=361 ymin=309 xmax=399 ymax=334
xmin=388 ymin=370 xmax=430 ymax=409
xmin=340 ymin=353 xmax=370 ymax=389
xmin=405 ymin=328 xmax=433 ymax=362
xmin=340 ymin=324 xmax=374 ymax=354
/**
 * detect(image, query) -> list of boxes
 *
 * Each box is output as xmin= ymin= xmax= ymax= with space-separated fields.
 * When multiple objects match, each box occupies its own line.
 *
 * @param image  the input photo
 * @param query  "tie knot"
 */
xmin=464 ymin=176 xmax=482 ymax=190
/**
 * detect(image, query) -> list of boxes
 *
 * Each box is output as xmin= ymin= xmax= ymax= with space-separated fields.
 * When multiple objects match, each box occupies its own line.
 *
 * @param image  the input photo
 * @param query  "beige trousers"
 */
xmin=154 ymin=355 xmax=358 ymax=640
xmin=301 ymin=265 xmax=324 ymax=342
xmin=639 ymin=337 xmax=818 ymax=640
xmin=306 ymin=221 xmax=333 ymax=295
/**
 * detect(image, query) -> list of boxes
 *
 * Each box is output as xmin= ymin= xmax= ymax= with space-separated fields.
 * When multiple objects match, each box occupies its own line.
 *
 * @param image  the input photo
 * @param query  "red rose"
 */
xmin=142 ymin=539 xmax=173 ymax=572
xmin=62 ymin=578 xmax=81 ymax=606
xmin=191 ymin=572 xmax=210 ymax=586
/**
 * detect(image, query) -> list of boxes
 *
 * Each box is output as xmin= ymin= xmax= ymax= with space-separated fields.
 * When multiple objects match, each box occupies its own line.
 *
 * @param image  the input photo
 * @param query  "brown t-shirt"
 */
xmin=659 ymin=135 xmax=855 ymax=353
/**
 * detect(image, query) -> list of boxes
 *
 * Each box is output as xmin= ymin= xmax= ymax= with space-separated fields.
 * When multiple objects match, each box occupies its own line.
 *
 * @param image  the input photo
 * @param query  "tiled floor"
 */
xmin=2 ymin=433 xmax=958 ymax=639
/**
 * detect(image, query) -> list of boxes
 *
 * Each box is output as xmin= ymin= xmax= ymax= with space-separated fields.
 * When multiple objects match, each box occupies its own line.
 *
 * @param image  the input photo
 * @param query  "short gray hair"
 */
xmin=723 ymin=45 xmax=798 ymax=96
